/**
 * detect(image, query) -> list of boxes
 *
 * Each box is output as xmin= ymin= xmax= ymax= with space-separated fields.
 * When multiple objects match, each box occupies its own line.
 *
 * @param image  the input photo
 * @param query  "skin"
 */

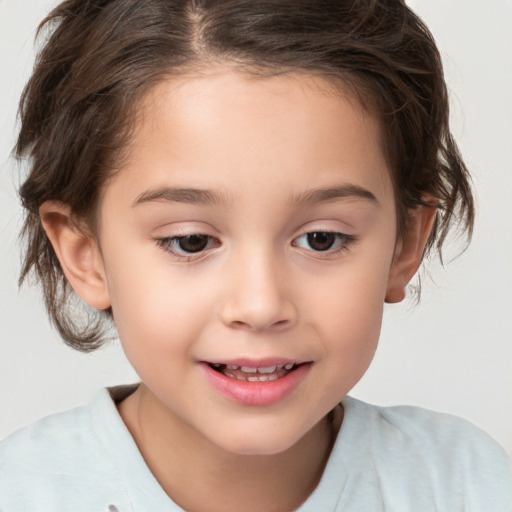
xmin=41 ymin=69 xmax=435 ymax=511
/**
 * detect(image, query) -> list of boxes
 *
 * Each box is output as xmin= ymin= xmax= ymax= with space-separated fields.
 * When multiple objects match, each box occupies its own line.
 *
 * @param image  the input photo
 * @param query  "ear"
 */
xmin=385 ymin=203 xmax=437 ymax=303
xmin=39 ymin=201 xmax=111 ymax=310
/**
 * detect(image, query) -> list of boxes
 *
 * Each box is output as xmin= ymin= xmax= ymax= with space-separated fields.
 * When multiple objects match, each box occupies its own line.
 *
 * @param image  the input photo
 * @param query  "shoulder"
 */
xmin=0 ymin=388 xmax=131 ymax=512
xmin=361 ymin=399 xmax=511 ymax=463
xmin=353 ymin=397 xmax=499 ymax=441
xmin=343 ymin=396 xmax=511 ymax=453
xmin=340 ymin=397 xmax=512 ymax=510
xmin=1 ymin=397 xmax=94 ymax=476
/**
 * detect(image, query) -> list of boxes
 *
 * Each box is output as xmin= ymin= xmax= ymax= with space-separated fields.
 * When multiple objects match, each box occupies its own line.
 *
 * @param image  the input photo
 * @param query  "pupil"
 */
xmin=178 ymin=235 xmax=208 ymax=253
xmin=307 ymin=232 xmax=335 ymax=251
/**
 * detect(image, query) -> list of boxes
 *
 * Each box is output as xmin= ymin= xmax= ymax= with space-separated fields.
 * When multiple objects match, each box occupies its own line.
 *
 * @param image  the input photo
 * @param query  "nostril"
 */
xmin=220 ymin=296 xmax=298 ymax=332
xmin=228 ymin=318 xmax=291 ymax=331
xmin=230 ymin=320 xmax=248 ymax=329
xmin=270 ymin=318 xmax=293 ymax=330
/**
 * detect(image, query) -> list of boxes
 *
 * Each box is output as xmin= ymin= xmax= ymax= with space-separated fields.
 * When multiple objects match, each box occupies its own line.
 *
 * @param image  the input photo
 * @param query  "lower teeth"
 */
xmin=210 ymin=363 xmax=299 ymax=381
xmin=224 ymin=372 xmax=279 ymax=382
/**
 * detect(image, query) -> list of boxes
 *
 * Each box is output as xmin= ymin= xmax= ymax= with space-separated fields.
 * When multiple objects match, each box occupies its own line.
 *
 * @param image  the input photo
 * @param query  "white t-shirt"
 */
xmin=1 ymin=385 xmax=511 ymax=512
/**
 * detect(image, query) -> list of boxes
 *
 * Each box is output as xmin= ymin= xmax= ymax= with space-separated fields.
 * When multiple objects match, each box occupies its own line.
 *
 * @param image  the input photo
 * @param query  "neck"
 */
xmin=117 ymin=384 xmax=342 ymax=512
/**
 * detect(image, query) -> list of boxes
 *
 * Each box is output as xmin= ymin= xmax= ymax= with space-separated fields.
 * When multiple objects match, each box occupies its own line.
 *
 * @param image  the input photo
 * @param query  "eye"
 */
xmin=293 ymin=231 xmax=355 ymax=253
xmin=156 ymin=234 xmax=220 ymax=258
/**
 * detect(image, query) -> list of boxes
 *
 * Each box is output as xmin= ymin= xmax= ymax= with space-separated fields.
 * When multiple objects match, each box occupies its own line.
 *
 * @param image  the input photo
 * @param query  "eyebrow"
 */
xmin=291 ymin=184 xmax=379 ymax=207
xmin=132 ymin=183 xmax=379 ymax=208
xmin=133 ymin=187 xmax=229 ymax=207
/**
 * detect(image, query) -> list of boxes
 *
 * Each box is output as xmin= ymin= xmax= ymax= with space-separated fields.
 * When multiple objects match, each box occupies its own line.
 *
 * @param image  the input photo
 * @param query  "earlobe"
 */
xmin=385 ymin=203 xmax=437 ymax=303
xmin=39 ymin=201 xmax=111 ymax=310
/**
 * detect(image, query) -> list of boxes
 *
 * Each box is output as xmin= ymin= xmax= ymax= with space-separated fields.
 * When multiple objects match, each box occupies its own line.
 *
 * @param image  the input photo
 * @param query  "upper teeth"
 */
xmin=214 ymin=363 xmax=294 ymax=373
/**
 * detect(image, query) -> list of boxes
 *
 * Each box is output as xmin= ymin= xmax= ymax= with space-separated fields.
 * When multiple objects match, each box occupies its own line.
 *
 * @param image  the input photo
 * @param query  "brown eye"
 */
xmin=176 ymin=234 xmax=210 ymax=253
xmin=293 ymin=231 xmax=356 ymax=255
xmin=306 ymin=232 xmax=336 ymax=251
xmin=156 ymin=233 xmax=220 ymax=259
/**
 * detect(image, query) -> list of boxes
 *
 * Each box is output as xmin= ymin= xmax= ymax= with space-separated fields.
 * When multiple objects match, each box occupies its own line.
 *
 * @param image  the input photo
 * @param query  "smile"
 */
xmin=201 ymin=360 xmax=311 ymax=406
xmin=208 ymin=363 xmax=297 ymax=382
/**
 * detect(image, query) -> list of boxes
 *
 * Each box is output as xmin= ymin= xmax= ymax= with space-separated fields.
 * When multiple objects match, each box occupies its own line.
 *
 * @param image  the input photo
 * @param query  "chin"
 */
xmin=208 ymin=421 xmax=313 ymax=457
xmin=221 ymin=438 xmax=298 ymax=457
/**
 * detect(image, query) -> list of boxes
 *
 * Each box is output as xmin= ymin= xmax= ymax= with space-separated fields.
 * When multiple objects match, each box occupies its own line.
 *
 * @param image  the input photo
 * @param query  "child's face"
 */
xmin=86 ymin=70 xmax=407 ymax=454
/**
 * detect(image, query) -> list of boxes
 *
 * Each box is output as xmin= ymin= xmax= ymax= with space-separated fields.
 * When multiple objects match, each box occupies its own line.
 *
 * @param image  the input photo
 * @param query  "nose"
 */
xmin=219 ymin=250 xmax=297 ymax=332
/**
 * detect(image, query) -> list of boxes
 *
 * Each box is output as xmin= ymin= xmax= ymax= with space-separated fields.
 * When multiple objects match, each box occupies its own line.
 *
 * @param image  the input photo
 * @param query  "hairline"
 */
xmin=88 ymin=62 xmax=394 ymax=237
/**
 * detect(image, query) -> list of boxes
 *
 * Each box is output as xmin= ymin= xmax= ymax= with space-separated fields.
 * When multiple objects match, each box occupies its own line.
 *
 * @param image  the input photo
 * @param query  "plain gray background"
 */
xmin=1 ymin=0 xmax=511 ymax=456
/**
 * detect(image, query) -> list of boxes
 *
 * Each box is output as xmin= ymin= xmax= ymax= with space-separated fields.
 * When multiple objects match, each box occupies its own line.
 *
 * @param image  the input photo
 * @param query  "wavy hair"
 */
xmin=17 ymin=0 xmax=474 ymax=350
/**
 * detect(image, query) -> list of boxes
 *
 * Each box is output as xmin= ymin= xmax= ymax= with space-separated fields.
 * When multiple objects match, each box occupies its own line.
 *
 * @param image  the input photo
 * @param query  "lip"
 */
xmin=200 ymin=361 xmax=312 ymax=406
xmin=204 ymin=357 xmax=301 ymax=368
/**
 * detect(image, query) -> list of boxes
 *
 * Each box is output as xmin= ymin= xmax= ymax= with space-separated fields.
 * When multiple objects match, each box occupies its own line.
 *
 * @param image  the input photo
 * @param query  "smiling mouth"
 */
xmin=207 ymin=363 xmax=301 ymax=382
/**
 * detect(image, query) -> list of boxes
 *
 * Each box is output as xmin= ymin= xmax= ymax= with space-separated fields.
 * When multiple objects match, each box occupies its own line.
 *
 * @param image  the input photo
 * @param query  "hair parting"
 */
xmin=17 ymin=0 xmax=474 ymax=350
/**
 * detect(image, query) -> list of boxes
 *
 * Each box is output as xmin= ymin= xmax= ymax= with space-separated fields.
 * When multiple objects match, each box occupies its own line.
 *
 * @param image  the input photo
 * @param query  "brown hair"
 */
xmin=17 ymin=0 xmax=474 ymax=351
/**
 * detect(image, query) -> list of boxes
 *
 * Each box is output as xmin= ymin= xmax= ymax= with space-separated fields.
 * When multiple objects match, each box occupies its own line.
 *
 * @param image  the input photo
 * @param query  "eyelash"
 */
xmin=155 ymin=231 xmax=356 ymax=261
xmin=292 ymin=231 xmax=356 ymax=256
xmin=156 ymin=234 xmax=220 ymax=261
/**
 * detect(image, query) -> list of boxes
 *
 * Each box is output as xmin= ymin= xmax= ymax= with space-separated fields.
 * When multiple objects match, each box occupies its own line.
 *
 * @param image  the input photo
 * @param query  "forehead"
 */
xmin=105 ymin=68 xmax=393 ymax=210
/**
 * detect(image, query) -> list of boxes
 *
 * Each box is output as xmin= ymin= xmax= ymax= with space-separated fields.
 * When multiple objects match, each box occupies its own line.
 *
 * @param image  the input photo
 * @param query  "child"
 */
xmin=1 ymin=0 xmax=511 ymax=510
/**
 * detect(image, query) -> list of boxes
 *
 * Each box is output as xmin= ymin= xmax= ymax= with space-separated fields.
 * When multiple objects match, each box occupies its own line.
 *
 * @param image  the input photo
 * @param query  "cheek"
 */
xmin=102 ymin=247 xmax=209 ymax=364
xmin=305 ymin=252 xmax=391 ymax=358
xmin=319 ymin=290 xmax=383 ymax=361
